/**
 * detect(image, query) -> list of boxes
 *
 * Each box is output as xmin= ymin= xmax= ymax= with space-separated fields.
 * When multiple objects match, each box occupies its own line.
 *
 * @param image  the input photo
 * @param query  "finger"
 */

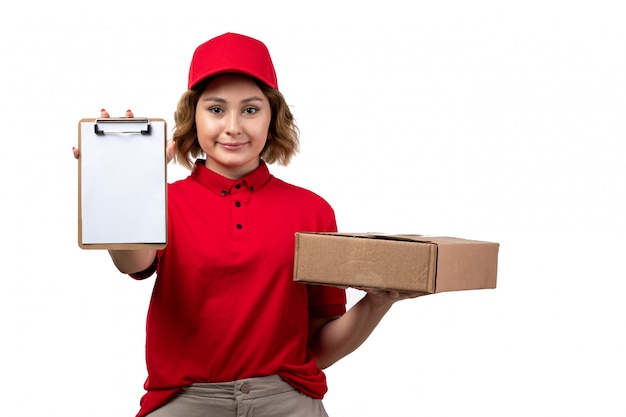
xmin=166 ymin=140 xmax=176 ymax=164
xmin=72 ymin=146 xmax=80 ymax=159
xmin=400 ymin=291 xmax=428 ymax=299
xmin=126 ymin=109 xmax=134 ymax=118
xmin=101 ymin=108 xmax=110 ymax=118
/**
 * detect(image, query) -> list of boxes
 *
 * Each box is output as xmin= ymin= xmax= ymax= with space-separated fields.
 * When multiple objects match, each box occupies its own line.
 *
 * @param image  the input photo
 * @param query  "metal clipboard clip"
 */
xmin=94 ymin=117 xmax=152 ymax=135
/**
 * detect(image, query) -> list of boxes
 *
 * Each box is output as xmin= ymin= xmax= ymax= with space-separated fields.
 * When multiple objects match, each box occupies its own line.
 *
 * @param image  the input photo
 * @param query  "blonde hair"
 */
xmin=172 ymin=77 xmax=300 ymax=170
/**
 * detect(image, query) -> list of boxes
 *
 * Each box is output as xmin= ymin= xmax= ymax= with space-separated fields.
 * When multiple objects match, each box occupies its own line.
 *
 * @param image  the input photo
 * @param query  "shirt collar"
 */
xmin=191 ymin=159 xmax=272 ymax=196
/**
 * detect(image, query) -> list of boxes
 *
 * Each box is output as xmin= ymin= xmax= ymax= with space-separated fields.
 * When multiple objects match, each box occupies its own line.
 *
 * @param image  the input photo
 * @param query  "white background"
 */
xmin=1 ymin=1 xmax=624 ymax=416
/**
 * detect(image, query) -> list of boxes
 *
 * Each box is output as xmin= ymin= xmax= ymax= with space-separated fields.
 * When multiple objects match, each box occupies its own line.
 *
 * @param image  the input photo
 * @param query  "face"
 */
xmin=195 ymin=74 xmax=272 ymax=179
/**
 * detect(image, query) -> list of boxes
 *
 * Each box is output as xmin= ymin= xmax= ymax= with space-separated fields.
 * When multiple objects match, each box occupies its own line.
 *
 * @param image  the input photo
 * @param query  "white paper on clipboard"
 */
xmin=78 ymin=117 xmax=167 ymax=249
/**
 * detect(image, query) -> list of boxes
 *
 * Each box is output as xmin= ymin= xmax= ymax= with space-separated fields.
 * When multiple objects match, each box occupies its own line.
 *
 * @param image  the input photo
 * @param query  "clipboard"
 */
xmin=78 ymin=117 xmax=167 ymax=249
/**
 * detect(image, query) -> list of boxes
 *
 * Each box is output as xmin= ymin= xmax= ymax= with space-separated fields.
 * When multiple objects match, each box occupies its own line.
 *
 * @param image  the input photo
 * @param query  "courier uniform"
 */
xmin=130 ymin=160 xmax=347 ymax=417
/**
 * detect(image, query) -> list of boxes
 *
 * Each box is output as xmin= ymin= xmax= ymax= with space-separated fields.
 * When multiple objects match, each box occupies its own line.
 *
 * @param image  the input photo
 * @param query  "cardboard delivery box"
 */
xmin=293 ymin=232 xmax=499 ymax=293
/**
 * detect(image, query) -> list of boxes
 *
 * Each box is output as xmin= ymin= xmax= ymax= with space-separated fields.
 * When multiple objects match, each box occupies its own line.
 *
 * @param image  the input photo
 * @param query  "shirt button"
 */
xmin=221 ymin=190 xmax=227 ymax=196
xmin=235 ymin=201 xmax=241 ymax=207
xmin=241 ymin=383 xmax=250 ymax=394
xmin=235 ymin=184 xmax=241 ymax=189
xmin=236 ymin=224 xmax=243 ymax=229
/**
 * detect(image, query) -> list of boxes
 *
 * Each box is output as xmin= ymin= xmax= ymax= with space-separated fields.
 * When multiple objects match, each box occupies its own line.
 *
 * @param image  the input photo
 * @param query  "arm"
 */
xmin=108 ymin=249 xmax=157 ymax=274
xmin=309 ymin=290 xmax=426 ymax=369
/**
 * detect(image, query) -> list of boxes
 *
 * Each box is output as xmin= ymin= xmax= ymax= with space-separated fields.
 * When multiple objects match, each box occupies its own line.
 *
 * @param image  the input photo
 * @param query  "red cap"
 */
xmin=188 ymin=32 xmax=278 ymax=90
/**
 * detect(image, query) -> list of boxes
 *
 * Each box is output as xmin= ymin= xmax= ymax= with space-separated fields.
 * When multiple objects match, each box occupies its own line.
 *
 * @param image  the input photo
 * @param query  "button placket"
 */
xmin=231 ymin=183 xmax=249 ymax=240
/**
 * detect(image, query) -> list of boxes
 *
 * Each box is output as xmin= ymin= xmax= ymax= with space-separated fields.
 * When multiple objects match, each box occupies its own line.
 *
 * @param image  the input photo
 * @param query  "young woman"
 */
xmin=75 ymin=32 xmax=421 ymax=417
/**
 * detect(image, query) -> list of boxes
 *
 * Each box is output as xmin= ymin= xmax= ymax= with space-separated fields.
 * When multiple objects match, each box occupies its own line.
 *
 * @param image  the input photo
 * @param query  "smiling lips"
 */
xmin=219 ymin=142 xmax=248 ymax=151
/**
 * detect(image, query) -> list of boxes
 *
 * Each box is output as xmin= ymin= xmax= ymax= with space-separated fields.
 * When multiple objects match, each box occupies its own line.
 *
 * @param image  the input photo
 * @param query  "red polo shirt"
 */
xmin=131 ymin=160 xmax=346 ymax=417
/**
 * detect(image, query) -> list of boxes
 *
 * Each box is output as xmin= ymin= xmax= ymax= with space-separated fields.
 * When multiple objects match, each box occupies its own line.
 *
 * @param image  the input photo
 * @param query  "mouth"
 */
xmin=218 ymin=142 xmax=248 ymax=151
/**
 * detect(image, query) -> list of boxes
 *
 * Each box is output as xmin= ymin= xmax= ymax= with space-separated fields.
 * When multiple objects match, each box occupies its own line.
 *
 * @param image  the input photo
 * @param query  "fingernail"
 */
xmin=126 ymin=109 xmax=132 ymax=113
xmin=101 ymin=108 xmax=106 ymax=112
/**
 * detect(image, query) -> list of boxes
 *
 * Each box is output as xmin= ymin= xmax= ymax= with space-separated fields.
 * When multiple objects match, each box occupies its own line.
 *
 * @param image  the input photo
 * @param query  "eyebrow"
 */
xmin=201 ymin=96 xmax=266 ymax=104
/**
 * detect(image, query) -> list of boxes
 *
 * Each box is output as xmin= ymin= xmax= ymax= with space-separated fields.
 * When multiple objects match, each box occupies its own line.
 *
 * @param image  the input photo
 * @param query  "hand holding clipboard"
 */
xmin=73 ymin=110 xmax=176 ymax=161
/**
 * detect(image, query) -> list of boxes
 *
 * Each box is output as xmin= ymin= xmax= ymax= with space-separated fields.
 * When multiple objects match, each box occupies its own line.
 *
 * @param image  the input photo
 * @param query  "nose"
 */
xmin=225 ymin=112 xmax=242 ymax=136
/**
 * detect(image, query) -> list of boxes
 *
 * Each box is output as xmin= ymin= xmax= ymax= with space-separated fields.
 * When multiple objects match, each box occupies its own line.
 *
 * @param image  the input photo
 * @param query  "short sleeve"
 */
xmin=307 ymin=283 xmax=347 ymax=318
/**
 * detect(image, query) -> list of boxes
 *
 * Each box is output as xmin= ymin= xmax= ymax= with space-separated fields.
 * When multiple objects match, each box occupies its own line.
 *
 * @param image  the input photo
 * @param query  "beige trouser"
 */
xmin=146 ymin=375 xmax=330 ymax=417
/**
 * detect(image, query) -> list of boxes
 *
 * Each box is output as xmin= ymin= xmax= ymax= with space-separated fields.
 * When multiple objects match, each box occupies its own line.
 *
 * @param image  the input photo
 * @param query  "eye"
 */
xmin=243 ymin=106 xmax=258 ymax=115
xmin=209 ymin=106 xmax=223 ymax=114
